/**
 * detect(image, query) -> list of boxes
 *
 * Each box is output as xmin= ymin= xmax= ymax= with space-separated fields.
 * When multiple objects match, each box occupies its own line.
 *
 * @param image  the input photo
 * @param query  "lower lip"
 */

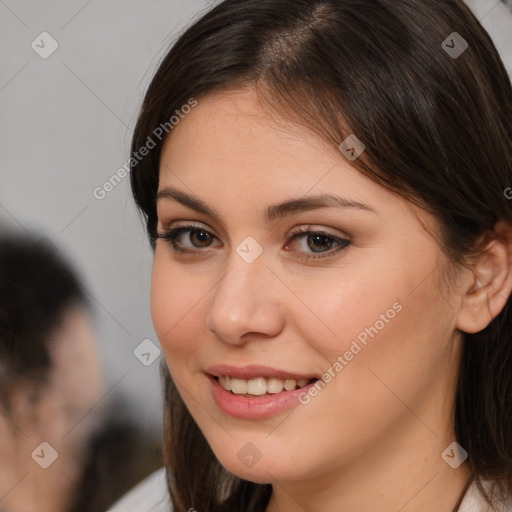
xmin=208 ymin=375 xmax=317 ymax=420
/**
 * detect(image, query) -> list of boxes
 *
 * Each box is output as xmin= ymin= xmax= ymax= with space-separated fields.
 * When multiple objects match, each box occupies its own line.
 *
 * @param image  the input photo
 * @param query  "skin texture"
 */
xmin=0 ymin=305 xmax=104 ymax=512
xmin=151 ymin=86 xmax=512 ymax=512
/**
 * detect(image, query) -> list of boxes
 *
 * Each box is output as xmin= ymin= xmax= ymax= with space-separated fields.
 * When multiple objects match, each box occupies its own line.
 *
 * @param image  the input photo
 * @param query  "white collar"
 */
xmin=107 ymin=469 xmax=512 ymax=512
xmin=459 ymin=479 xmax=512 ymax=512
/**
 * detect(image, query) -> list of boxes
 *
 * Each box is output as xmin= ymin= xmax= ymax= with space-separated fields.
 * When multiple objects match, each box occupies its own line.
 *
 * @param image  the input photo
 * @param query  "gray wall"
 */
xmin=1 ymin=0 xmax=510 ymax=432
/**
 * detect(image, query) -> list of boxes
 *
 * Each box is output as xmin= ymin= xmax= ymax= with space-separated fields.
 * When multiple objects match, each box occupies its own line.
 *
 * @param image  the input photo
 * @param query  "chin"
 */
xmin=207 ymin=439 xmax=307 ymax=485
xmin=219 ymin=456 xmax=282 ymax=485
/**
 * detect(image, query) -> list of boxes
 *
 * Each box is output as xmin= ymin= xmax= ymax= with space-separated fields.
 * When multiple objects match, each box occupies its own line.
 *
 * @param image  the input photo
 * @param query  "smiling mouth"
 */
xmin=214 ymin=375 xmax=318 ymax=397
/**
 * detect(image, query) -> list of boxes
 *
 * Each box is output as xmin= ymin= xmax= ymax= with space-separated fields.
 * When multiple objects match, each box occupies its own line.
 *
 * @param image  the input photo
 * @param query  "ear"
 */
xmin=457 ymin=221 xmax=512 ymax=334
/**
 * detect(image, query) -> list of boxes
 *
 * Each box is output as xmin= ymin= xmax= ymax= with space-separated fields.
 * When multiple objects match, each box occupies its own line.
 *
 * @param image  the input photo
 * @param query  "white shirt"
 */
xmin=107 ymin=467 xmax=512 ymax=512
xmin=107 ymin=468 xmax=171 ymax=512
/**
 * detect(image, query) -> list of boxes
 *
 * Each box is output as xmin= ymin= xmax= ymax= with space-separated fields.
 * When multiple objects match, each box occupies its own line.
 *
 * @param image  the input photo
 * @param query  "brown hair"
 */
xmin=129 ymin=0 xmax=512 ymax=510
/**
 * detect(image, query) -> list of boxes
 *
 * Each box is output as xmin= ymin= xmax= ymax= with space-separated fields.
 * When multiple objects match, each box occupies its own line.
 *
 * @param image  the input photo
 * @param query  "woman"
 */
xmin=111 ymin=0 xmax=512 ymax=510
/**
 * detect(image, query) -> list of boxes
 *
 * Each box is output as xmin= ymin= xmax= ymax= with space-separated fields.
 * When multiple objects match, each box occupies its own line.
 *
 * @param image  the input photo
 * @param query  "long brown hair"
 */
xmin=130 ymin=1 xmax=512 ymax=510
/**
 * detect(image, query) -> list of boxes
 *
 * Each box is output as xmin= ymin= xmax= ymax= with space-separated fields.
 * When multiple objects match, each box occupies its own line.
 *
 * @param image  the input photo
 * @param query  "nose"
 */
xmin=205 ymin=247 xmax=285 ymax=345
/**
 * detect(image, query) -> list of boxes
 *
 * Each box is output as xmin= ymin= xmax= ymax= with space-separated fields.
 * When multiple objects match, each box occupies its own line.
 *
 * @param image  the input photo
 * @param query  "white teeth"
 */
xmin=283 ymin=379 xmax=296 ymax=391
xmin=230 ymin=378 xmax=247 ymax=394
xmin=219 ymin=375 xmax=232 ymax=391
xmin=217 ymin=375 xmax=312 ymax=395
xmin=267 ymin=378 xmax=284 ymax=394
xmin=247 ymin=378 xmax=267 ymax=396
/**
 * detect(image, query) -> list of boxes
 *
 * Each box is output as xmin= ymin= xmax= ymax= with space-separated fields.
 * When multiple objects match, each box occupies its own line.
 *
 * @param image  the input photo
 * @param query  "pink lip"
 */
xmin=205 ymin=363 xmax=318 ymax=381
xmin=207 ymin=375 xmax=319 ymax=420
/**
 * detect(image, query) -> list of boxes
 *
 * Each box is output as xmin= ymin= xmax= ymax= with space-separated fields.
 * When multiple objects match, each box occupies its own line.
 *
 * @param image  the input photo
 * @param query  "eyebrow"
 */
xmin=156 ymin=186 xmax=377 ymax=220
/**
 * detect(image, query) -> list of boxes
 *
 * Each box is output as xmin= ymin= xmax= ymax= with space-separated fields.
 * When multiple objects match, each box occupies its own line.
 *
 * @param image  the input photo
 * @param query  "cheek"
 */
xmin=150 ymin=253 xmax=206 ymax=368
xmin=300 ymin=247 xmax=452 ymax=388
xmin=310 ymin=267 xmax=456 ymax=423
xmin=295 ymin=265 xmax=404 ymax=364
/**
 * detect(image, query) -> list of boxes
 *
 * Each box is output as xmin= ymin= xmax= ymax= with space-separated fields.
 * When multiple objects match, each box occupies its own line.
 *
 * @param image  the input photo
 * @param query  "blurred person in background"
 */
xmin=0 ymin=231 xmax=162 ymax=512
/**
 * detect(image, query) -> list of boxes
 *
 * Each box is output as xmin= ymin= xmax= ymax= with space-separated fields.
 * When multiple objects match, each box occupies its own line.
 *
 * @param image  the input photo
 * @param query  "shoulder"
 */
xmin=107 ymin=467 xmax=172 ymax=512
xmin=459 ymin=478 xmax=512 ymax=512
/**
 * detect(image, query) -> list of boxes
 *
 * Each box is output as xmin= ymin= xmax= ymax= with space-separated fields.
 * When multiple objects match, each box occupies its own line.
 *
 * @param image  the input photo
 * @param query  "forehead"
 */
xmin=161 ymin=86 xmax=326 ymax=167
xmin=157 ymin=86 xmax=430 ymax=230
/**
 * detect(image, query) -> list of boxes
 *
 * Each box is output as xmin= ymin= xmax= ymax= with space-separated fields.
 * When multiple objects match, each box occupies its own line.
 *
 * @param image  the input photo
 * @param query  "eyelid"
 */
xmin=156 ymin=221 xmax=351 ymax=259
xmin=158 ymin=221 xmax=348 ymax=240
xmin=157 ymin=221 xmax=221 ymax=252
xmin=288 ymin=224 xmax=349 ymax=240
xmin=285 ymin=225 xmax=350 ymax=260
xmin=160 ymin=220 xmax=213 ymax=232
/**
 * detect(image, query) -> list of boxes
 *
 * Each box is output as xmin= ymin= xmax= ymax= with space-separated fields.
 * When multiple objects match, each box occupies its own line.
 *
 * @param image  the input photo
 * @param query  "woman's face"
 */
xmin=152 ymin=86 xmax=466 ymax=484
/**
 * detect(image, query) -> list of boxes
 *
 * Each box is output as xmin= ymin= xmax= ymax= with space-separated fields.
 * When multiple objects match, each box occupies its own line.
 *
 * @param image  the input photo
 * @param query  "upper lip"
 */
xmin=206 ymin=364 xmax=319 ymax=381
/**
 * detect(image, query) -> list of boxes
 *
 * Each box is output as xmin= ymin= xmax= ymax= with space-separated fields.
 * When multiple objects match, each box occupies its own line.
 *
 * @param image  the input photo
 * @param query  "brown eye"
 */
xmin=156 ymin=225 xmax=220 ymax=253
xmin=189 ymin=229 xmax=213 ymax=247
xmin=156 ymin=224 xmax=350 ymax=260
xmin=306 ymin=233 xmax=336 ymax=252
xmin=286 ymin=227 xmax=351 ymax=260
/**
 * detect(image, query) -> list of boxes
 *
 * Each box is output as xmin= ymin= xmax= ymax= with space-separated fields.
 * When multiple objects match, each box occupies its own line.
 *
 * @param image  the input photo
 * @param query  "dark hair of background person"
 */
xmin=0 ymin=233 xmax=88 ymax=412
xmin=129 ymin=0 xmax=512 ymax=510
xmin=0 ymin=232 xmax=164 ymax=511
xmin=66 ymin=395 xmax=164 ymax=512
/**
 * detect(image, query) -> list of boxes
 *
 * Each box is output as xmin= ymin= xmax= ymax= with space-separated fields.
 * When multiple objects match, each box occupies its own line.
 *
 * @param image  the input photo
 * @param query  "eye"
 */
xmin=156 ymin=223 xmax=351 ymax=260
xmin=156 ymin=224 xmax=219 ymax=254
xmin=285 ymin=225 xmax=351 ymax=260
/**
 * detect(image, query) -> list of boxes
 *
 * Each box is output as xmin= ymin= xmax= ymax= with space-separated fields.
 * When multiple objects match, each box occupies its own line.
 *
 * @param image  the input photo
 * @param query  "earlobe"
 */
xmin=456 ymin=222 xmax=512 ymax=334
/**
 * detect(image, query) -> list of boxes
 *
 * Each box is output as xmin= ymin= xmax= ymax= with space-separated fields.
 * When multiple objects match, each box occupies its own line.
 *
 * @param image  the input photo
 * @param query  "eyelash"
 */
xmin=156 ymin=223 xmax=351 ymax=260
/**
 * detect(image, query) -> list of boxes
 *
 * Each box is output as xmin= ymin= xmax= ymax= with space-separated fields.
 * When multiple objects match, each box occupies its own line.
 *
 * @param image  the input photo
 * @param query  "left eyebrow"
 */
xmin=264 ymin=194 xmax=377 ymax=220
xmin=156 ymin=187 xmax=378 ymax=221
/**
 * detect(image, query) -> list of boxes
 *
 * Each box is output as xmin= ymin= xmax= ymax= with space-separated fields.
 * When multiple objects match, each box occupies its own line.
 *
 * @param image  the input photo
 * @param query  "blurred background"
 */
xmin=0 ymin=0 xmax=510 ymax=510
xmin=0 ymin=0 xmax=218 ymax=440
